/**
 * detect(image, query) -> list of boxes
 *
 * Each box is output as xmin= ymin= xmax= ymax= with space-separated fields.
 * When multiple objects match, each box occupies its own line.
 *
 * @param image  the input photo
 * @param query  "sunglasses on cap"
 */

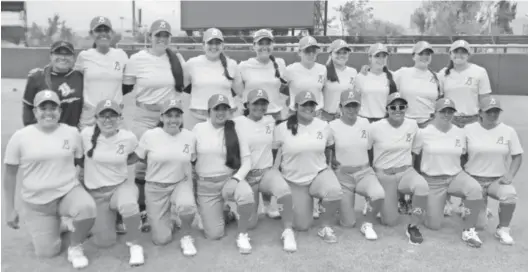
xmin=388 ymin=105 xmax=407 ymax=111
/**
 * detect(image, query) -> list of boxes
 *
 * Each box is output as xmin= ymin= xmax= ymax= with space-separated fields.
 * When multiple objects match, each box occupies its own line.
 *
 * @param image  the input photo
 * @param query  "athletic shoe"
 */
xmin=264 ymin=203 xmax=281 ymax=219
xmin=116 ymin=222 xmax=127 ymax=235
xmin=236 ymin=233 xmax=252 ymax=254
xmin=180 ymin=235 xmax=197 ymax=256
xmin=139 ymin=211 xmax=150 ymax=233
xmin=495 ymin=227 xmax=514 ymax=245
xmin=67 ymin=245 xmax=89 ymax=269
xmin=462 ymin=228 xmax=482 ymax=248
xmin=406 ymin=224 xmax=423 ymax=245
xmin=281 ymin=228 xmax=297 ymax=252
xmin=317 ymin=226 xmax=337 ymax=243
xmin=127 ymin=243 xmax=145 ymax=266
xmin=361 ymin=222 xmax=378 ymax=240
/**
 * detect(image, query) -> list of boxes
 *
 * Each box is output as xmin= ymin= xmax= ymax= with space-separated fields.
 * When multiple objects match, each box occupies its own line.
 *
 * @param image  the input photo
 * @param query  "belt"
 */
xmin=136 ymin=101 xmax=161 ymax=112
xmin=198 ymin=173 xmax=231 ymax=182
xmin=375 ymin=165 xmax=411 ymax=175
xmin=147 ymin=176 xmax=187 ymax=187
xmin=422 ymin=173 xmax=455 ymax=179
xmin=340 ymin=163 xmax=370 ymax=174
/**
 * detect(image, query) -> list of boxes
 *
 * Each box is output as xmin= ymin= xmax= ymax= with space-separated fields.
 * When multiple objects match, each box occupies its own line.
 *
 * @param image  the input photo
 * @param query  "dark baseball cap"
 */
xmin=368 ymin=43 xmax=389 ymax=56
xmin=247 ymin=89 xmax=269 ymax=104
xmin=479 ymin=96 xmax=502 ymax=111
xmin=203 ymin=28 xmax=224 ymax=43
xmin=413 ymin=41 xmax=434 ymax=54
xmin=34 ymin=90 xmax=60 ymax=106
xmin=329 ymin=39 xmax=350 ymax=53
xmin=298 ymin=36 xmax=320 ymax=51
xmin=386 ymin=92 xmax=407 ymax=106
xmin=90 ymin=16 xmax=112 ymax=31
xmin=95 ymin=99 xmax=122 ymax=115
xmin=150 ymin=19 xmax=172 ymax=36
xmin=161 ymin=99 xmax=183 ymax=113
xmin=295 ymin=91 xmax=318 ymax=105
xmin=253 ymin=29 xmax=274 ymax=43
xmin=435 ymin=98 xmax=456 ymax=111
xmin=450 ymin=40 xmax=471 ymax=53
xmin=340 ymin=90 xmax=361 ymax=106
xmin=50 ymin=41 xmax=74 ymax=54
xmin=208 ymin=94 xmax=230 ymax=109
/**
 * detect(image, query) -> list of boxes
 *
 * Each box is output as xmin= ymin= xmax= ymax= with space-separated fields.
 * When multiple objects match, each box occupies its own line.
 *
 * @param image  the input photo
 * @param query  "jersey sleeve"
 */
xmin=4 ymin=131 xmax=22 ymax=165
xmin=272 ymin=123 xmax=285 ymax=149
xmin=477 ymin=67 xmax=492 ymax=95
xmin=412 ymin=129 xmax=424 ymax=155
xmin=277 ymin=58 xmax=287 ymax=79
xmin=392 ymin=67 xmax=403 ymax=89
xmin=325 ymin=123 xmax=334 ymax=146
xmin=509 ymin=128 xmax=524 ymax=155
xmin=283 ymin=64 xmax=293 ymax=83
xmin=135 ymin=130 xmax=150 ymax=160
xmin=74 ymin=51 xmax=86 ymax=72
xmin=72 ymin=127 xmax=84 ymax=159
xmin=128 ymin=132 xmax=139 ymax=155
xmin=123 ymin=53 xmax=139 ymax=84
xmin=367 ymin=121 xmax=375 ymax=149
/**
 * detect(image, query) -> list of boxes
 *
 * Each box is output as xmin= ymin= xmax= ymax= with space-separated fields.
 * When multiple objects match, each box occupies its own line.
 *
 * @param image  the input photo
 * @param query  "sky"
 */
xmin=24 ymin=0 xmax=528 ymax=35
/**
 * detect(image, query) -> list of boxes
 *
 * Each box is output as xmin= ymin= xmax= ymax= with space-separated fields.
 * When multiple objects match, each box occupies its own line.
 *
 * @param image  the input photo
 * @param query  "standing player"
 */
xmin=123 ymin=19 xmax=186 ymax=232
xmin=183 ymin=28 xmax=243 ymax=129
xmin=464 ymin=96 xmax=523 ymax=245
xmin=75 ymin=16 xmax=129 ymax=130
xmin=413 ymin=98 xmax=484 ymax=248
xmin=23 ymin=41 xmax=83 ymax=127
xmin=3 ymin=90 xmax=96 ymax=269
xmin=81 ymin=99 xmax=144 ymax=265
xmin=329 ymin=90 xmax=385 ymax=240
xmin=273 ymin=91 xmax=343 ymax=243
xmin=234 ymin=89 xmax=297 ymax=252
xmin=193 ymin=94 xmax=255 ymax=254
xmin=369 ymin=92 xmax=429 ymax=244
xmin=322 ymin=39 xmax=357 ymax=122
xmin=135 ymin=99 xmax=198 ymax=256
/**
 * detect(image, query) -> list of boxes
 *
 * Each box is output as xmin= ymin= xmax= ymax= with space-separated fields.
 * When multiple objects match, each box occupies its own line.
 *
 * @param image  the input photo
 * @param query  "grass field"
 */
xmin=1 ymin=78 xmax=527 ymax=272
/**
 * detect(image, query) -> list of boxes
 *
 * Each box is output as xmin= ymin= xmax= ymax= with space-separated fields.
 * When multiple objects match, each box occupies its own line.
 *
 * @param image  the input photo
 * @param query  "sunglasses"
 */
xmin=388 ymin=105 xmax=407 ymax=111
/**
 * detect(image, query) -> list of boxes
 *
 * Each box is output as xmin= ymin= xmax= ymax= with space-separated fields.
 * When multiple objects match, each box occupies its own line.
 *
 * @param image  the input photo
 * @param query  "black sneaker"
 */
xmin=406 ymin=224 xmax=423 ymax=245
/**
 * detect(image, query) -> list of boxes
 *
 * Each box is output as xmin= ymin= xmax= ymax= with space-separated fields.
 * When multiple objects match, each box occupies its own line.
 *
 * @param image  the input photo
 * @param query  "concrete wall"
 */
xmin=2 ymin=48 xmax=527 ymax=95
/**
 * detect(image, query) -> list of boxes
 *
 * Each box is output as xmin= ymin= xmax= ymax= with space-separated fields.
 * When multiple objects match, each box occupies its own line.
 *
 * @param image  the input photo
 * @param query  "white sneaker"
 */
xmin=265 ymin=203 xmax=281 ymax=219
xmin=317 ymin=226 xmax=337 ymax=243
xmin=127 ymin=243 xmax=145 ymax=266
xmin=360 ymin=222 xmax=378 ymax=240
xmin=281 ymin=228 xmax=297 ymax=252
xmin=236 ymin=233 xmax=252 ymax=254
xmin=180 ymin=235 xmax=197 ymax=256
xmin=67 ymin=245 xmax=88 ymax=269
xmin=462 ymin=228 xmax=482 ymax=248
xmin=495 ymin=227 xmax=514 ymax=245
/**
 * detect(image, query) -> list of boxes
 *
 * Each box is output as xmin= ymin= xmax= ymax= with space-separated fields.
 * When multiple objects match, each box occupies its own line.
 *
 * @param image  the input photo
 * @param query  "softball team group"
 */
xmin=3 ymin=17 xmax=523 ymax=269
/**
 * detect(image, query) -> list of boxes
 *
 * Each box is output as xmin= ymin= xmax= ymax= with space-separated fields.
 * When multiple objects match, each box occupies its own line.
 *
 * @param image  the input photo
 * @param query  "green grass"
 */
xmin=1 ymin=78 xmax=527 ymax=272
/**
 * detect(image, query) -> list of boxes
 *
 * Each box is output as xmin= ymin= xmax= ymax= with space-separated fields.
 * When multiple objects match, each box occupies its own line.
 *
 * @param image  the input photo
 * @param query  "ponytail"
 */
xmin=428 ymin=68 xmax=442 ymax=98
xmin=92 ymin=42 xmax=96 ymax=49
xmin=382 ymin=66 xmax=398 ymax=94
xmin=444 ymin=60 xmax=454 ymax=76
xmin=157 ymin=121 xmax=164 ymax=128
xmin=219 ymin=53 xmax=234 ymax=80
xmin=326 ymin=55 xmax=339 ymax=82
xmin=242 ymin=102 xmax=249 ymax=116
xmin=286 ymin=114 xmax=299 ymax=136
xmin=269 ymin=55 xmax=287 ymax=84
xmin=165 ymin=48 xmax=185 ymax=92
xmin=86 ymin=125 xmax=101 ymax=158
xmin=224 ymin=120 xmax=241 ymax=170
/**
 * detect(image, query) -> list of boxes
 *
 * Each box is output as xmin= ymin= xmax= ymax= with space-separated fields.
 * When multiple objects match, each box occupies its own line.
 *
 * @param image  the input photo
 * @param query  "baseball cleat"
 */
xmin=181 ymin=235 xmax=197 ymax=256
xmin=462 ymin=228 xmax=482 ymax=248
xmin=236 ymin=233 xmax=252 ymax=254
xmin=318 ymin=226 xmax=337 ymax=243
xmin=361 ymin=222 xmax=378 ymax=240
xmin=406 ymin=224 xmax=423 ymax=245
xmin=68 ymin=245 xmax=89 ymax=269
xmin=495 ymin=227 xmax=514 ymax=245
xmin=127 ymin=243 xmax=145 ymax=266
xmin=281 ymin=228 xmax=297 ymax=252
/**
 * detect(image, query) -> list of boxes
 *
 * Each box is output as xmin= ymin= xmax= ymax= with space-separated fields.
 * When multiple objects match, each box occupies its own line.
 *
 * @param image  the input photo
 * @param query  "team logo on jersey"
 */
xmin=318 ymin=75 xmax=324 ymax=83
xmin=58 ymin=83 xmax=74 ymax=97
xmin=455 ymin=139 xmax=461 ymax=147
xmin=316 ymin=131 xmax=323 ymax=139
xmin=114 ymin=61 xmax=121 ymax=71
xmin=265 ymin=125 xmax=272 ymax=134
xmin=405 ymin=133 xmax=412 ymax=142
xmin=496 ymin=136 xmax=509 ymax=145
xmin=464 ymin=77 xmax=473 ymax=86
xmin=182 ymin=144 xmax=190 ymax=154
xmin=361 ymin=130 xmax=367 ymax=138
xmin=116 ymin=144 xmax=125 ymax=155
xmin=63 ymin=140 xmax=70 ymax=150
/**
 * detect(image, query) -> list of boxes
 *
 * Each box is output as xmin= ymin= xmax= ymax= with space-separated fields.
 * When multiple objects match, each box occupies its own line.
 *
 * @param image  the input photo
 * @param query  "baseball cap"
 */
xmin=50 ymin=41 xmax=74 ymax=54
xmin=435 ymin=98 xmax=457 ymax=111
xmin=412 ymin=41 xmax=434 ymax=54
xmin=161 ymin=99 xmax=183 ymax=114
xmin=340 ymin=90 xmax=361 ymax=106
xmin=203 ymin=28 xmax=224 ymax=43
xmin=329 ymin=39 xmax=350 ymax=53
xmin=90 ymin=16 xmax=112 ymax=31
xmin=368 ymin=43 xmax=389 ymax=56
xmin=247 ymin=89 xmax=269 ymax=104
xmin=450 ymin=40 xmax=471 ymax=53
xmin=34 ymin=90 xmax=60 ymax=107
xmin=295 ymin=91 xmax=318 ymax=105
xmin=298 ymin=36 xmax=320 ymax=51
xmin=386 ymin=92 xmax=407 ymax=106
xmin=253 ymin=29 xmax=274 ymax=43
xmin=208 ymin=94 xmax=231 ymax=109
xmin=95 ymin=99 xmax=122 ymax=115
xmin=479 ymin=96 xmax=502 ymax=111
xmin=150 ymin=19 xmax=172 ymax=36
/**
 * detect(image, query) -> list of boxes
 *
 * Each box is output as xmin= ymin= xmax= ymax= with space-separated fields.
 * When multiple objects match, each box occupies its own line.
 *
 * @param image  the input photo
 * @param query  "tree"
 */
xmin=335 ymin=0 xmax=405 ymax=36
xmin=410 ymin=8 xmax=429 ymax=35
xmin=410 ymin=1 xmax=485 ymax=35
xmin=494 ymin=0 xmax=517 ymax=34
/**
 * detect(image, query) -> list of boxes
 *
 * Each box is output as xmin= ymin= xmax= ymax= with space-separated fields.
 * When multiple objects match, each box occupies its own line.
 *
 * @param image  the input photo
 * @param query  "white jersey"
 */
xmin=394 ymin=67 xmax=439 ymax=122
xmin=323 ymin=66 xmax=357 ymax=114
xmin=328 ymin=117 xmax=370 ymax=166
xmin=233 ymin=115 xmax=275 ymax=170
xmin=354 ymin=72 xmax=391 ymax=119
xmin=369 ymin=118 xmax=418 ymax=169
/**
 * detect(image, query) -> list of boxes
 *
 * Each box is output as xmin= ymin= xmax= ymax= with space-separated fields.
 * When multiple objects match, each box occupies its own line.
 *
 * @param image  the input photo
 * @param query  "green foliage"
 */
xmin=336 ymin=0 xmax=405 ymax=36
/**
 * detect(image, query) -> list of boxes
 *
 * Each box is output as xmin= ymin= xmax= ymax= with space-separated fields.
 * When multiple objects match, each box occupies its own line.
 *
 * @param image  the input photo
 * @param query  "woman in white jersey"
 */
xmin=135 ymin=98 xmax=198 ymax=256
xmin=193 ymin=94 xmax=255 ymax=254
xmin=321 ymin=39 xmax=357 ymax=122
xmin=273 ymin=90 xmax=342 ymax=243
xmin=81 ymin=99 xmax=144 ymax=265
xmin=329 ymin=90 xmax=385 ymax=240
xmin=234 ymin=89 xmax=297 ymax=252
xmin=369 ymin=92 xmax=429 ymax=245
xmin=3 ymin=90 xmax=96 ymax=269
xmin=75 ymin=16 xmax=129 ymax=130
xmin=413 ymin=98 xmax=484 ymax=248
xmin=183 ymin=28 xmax=243 ymax=129
xmin=354 ymin=43 xmax=398 ymax=123
xmin=464 ymin=96 xmax=523 ymax=245
xmin=123 ymin=19 xmax=186 ymax=233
